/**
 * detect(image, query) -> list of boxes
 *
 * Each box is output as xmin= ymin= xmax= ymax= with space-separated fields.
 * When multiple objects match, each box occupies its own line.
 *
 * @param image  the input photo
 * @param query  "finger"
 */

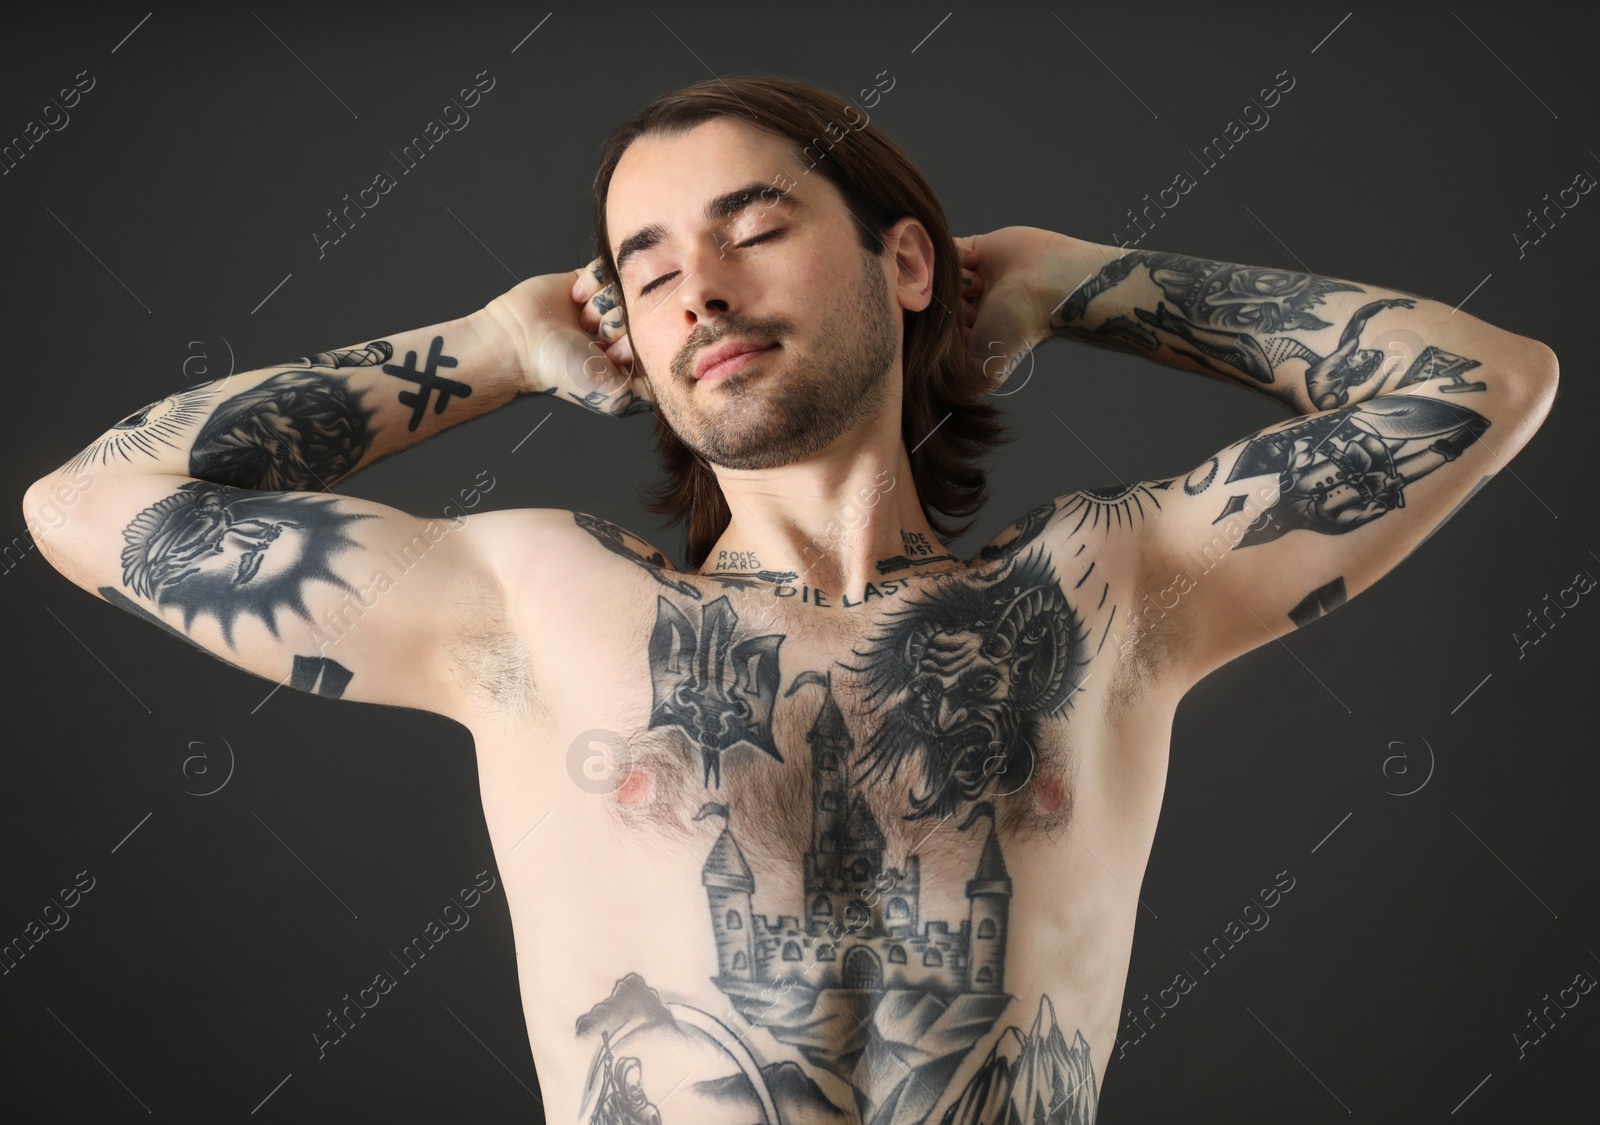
xmin=596 ymin=304 xmax=628 ymax=343
xmin=607 ymin=335 xmax=636 ymax=375
xmin=576 ymin=259 xmax=601 ymax=300
xmin=580 ymin=282 xmax=621 ymax=333
xmin=571 ymin=257 xmax=607 ymax=303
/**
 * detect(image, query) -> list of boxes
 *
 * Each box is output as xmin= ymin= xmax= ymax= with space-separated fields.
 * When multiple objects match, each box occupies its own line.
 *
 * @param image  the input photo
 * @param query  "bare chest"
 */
xmin=506 ymin=560 xmax=1096 ymax=855
xmin=464 ymin=548 xmax=1171 ymax=1122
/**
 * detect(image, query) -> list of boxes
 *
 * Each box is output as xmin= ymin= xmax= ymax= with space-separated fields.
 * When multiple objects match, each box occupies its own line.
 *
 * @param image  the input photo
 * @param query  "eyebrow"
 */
xmin=614 ymin=180 xmax=806 ymax=282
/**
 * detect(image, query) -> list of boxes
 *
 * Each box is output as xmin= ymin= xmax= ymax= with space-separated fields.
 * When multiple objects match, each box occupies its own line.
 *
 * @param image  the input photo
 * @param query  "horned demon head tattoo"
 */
xmin=842 ymin=547 xmax=1089 ymax=820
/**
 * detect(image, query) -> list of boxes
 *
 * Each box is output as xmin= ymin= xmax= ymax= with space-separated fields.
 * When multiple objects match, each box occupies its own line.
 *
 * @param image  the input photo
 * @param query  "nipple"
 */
xmin=1034 ymin=774 xmax=1064 ymax=814
xmin=614 ymin=769 xmax=652 ymax=806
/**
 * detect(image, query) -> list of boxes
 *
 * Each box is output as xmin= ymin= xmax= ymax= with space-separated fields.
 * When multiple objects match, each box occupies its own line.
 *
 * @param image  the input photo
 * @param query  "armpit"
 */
xmin=447 ymin=583 xmax=542 ymax=719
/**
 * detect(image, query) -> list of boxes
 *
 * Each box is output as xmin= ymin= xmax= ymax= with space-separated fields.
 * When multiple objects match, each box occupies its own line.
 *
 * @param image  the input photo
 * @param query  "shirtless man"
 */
xmin=25 ymin=76 xmax=1558 ymax=1122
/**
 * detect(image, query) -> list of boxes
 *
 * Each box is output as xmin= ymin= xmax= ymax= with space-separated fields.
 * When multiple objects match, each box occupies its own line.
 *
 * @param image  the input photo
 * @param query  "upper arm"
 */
xmin=1132 ymin=338 xmax=1559 ymax=687
xmin=23 ymin=469 xmax=523 ymax=722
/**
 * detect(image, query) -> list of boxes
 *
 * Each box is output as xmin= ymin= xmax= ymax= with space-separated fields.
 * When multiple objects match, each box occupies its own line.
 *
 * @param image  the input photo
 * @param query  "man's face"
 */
xmin=607 ymin=118 xmax=902 ymax=471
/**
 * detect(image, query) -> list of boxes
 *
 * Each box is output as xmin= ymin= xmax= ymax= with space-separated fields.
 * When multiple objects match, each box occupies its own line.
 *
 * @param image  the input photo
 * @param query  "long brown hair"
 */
xmin=589 ymin=75 xmax=1009 ymax=570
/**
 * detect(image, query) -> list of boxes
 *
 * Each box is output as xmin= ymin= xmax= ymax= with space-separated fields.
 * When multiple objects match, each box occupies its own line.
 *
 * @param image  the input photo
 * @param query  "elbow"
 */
xmin=21 ymin=468 xmax=93 ymax=571
xmin=1524 ymin=339 xmax=1560 ymax=419
xmin=1499 ymin=336 xmax=1559 ymax=424
xmin=1527 ymin=338 xmax=1559 ymax=383
xmin=22 ymin=474 xmax=57 ymax=531
xmin=21 ymin=475 xmax=64 ymax=562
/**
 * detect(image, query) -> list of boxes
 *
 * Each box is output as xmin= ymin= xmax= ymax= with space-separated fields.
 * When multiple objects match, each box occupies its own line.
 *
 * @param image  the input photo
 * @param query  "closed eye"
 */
xmin=639 ymin=229 xmax=786 ymax=296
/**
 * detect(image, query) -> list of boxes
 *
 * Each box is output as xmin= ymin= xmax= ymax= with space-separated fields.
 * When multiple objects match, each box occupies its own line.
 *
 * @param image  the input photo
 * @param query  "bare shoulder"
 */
xmin=461 ymin=507 xmax=684 ymax=592
xmin=454 ymin=507 xmax=698 ymax=639
xmin=447 ymin=507 xmax=687 ymax=716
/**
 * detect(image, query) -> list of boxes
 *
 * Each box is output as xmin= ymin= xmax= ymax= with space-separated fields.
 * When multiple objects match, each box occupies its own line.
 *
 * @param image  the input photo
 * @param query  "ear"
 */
xmin=882 ymin=217 xmax=936 ymax=314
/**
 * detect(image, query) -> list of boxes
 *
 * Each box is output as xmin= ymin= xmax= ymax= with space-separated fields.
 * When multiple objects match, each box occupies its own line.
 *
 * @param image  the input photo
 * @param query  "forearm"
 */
xmin=1039 ymin=234 xmax=1542 ymax=414
xmin=48 ymin=308 xmax=523 ymax=492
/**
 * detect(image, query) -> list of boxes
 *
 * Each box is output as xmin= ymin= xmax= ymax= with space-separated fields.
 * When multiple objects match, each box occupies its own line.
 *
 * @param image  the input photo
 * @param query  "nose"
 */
xmin=671 ymin=231 xmax=744 ymax=325
xmin=937 ymin=695 xmax=967 ymax=731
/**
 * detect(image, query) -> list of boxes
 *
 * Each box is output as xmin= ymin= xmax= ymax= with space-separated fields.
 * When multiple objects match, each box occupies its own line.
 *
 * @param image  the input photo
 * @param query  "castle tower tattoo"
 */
xmin=704 ymin=686 xmax=1011 ymax=995
xmin=703 ymin=820 xmax=757 ymax=983
xmin=700 ymin=680 xmax=1014 ymax=1123
xmin=966 ymin=827 xmax=1011 ymax=993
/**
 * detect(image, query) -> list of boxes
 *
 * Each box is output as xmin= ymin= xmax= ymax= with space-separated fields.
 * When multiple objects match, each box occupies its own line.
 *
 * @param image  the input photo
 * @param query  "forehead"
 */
xmin=607 ymin=118 xmax=831 ymax=256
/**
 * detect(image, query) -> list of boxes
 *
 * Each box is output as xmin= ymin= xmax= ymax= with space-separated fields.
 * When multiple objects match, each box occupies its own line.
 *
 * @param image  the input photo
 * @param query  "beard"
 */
xmin=644 ymin=247 xmax=899 ymax=471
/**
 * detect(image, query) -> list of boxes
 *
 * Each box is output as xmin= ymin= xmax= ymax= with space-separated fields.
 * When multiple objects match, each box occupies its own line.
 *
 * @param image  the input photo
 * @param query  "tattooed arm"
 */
xmin=958 ymin=227 xmax=1559 ymax=686
xmin=21 ymin=267 xmax=638 ymax=718
xmin=1040 ymin=233 xmax=1496 ymax=414
xmin=961 ymin=226 xmax=1528 ymax=413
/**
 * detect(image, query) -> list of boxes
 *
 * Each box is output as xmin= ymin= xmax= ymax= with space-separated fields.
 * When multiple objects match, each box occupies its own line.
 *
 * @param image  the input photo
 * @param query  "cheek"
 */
xmin=629 ymin=330 xmax=670 ymax=383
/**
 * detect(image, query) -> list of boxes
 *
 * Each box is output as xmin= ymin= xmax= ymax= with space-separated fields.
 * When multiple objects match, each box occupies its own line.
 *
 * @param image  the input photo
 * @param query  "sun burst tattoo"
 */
xmin=119 ymin=482 xmax=371 ymax=647
xmin=1058 ymin=481 xmax=1169 ymax=535
xmin=68 ymin=385 xmax=219 ymax=474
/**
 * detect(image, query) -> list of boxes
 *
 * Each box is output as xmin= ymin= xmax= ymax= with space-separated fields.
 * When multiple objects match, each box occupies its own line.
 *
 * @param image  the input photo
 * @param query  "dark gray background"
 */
xmin=2 ymin=3 xmax=1594 ymax=1121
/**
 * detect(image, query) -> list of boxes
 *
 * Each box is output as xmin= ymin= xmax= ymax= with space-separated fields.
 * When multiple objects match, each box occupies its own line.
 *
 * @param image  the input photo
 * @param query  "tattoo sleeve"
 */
xmin=1044 ymin=244 xmax=1488 ymax=415
xmin=59 ymin=313 xmax=525 ymax=491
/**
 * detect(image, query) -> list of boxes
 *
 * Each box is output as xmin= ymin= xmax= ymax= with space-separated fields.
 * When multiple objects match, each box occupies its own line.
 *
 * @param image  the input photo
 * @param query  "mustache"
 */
xmin=673 ymin=318 xmax=792 ymax=378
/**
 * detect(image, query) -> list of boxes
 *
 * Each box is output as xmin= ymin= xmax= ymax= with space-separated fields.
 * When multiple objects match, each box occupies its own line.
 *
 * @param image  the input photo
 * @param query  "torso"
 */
xmin=463 ymin=498 xmax=1179 ymax=1124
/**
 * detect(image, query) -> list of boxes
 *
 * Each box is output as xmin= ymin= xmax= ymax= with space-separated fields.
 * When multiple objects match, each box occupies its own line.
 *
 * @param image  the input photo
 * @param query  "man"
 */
xmin=25 ymin=75 xmax=1557 ymax=1123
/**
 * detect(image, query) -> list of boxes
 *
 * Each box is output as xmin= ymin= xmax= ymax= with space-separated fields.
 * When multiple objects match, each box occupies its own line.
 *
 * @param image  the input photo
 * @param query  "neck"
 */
xmin=696 ymin=411 xmax=967 ymax=598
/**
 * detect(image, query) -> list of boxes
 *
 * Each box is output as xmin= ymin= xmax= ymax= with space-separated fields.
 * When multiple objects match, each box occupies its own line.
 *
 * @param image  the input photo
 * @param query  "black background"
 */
xmin=2 ymin=4 xmax=1595 ymax=1122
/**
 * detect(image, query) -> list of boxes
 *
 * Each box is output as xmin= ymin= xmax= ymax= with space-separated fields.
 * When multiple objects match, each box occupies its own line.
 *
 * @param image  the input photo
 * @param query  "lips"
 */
xmin=694 ymin=338 xmax=777 ymax=380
